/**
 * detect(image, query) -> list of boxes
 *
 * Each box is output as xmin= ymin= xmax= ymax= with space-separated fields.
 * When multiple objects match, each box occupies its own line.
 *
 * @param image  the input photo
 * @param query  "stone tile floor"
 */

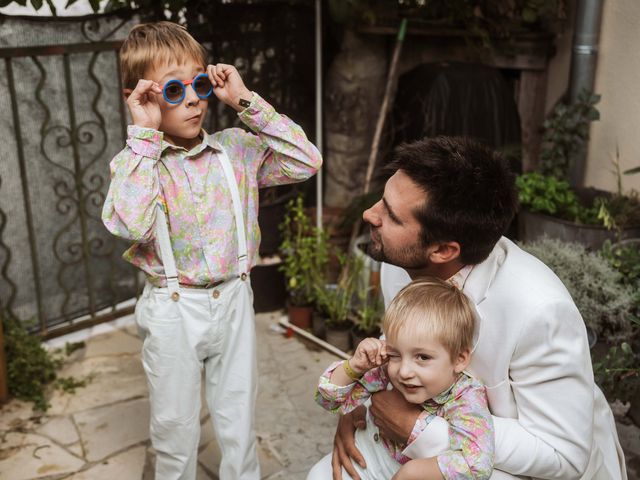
xmin=0 ymin=310 xmax=638 ymax=479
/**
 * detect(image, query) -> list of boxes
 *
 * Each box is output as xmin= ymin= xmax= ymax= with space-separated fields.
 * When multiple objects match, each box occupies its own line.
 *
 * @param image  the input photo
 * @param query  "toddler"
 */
xmin=102 ymin=21 xmax=321 ymax=480
xmin=311 ymin=278 xmax=493 ymax=480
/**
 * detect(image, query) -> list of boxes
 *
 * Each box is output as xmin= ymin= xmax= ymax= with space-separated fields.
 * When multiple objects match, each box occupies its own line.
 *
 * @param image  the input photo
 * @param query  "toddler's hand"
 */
xmin=350 ymin=337 xmax=387 ymax=375
xmin=126 ymin=79 xmax=162 ymax=130
xmin=207 ymin=63 xmax=252 ymax=112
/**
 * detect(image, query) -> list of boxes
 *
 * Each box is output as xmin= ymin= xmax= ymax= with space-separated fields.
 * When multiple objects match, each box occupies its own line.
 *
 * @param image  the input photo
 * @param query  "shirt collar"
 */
xmin=426 ymin=373 xmax=463 ymax=406
xmin=446 ymin=264 xmax=473 ymax=290
xmin=160 ymin=129 xmax=222 ymax=157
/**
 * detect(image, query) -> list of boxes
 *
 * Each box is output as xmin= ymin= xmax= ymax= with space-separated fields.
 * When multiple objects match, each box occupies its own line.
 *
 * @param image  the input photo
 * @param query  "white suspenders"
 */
xmin=155 ymin=149 xmax=248 ymax=299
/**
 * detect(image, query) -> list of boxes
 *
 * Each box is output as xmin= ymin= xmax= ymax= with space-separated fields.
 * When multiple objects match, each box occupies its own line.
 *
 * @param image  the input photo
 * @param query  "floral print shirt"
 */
xmin=102 ymin=93 xmax=322 ymax=286
xmin=316 ymin=367 xmax=494 ymax=479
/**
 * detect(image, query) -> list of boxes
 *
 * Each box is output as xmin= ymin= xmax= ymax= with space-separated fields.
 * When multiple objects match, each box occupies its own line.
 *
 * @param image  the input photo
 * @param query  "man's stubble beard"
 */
xmin=367 ymin=232 xmax=429 ymax=270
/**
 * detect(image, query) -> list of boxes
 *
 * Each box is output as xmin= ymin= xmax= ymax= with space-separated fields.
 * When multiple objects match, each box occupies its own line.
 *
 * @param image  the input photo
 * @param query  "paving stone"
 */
xmin=48 ymin=355 xmax=147 ymax=416
xmin=199 ymin=416 xmax=216 ymax=448
xmin=198 ymin=435 xmax=283 ymax=479
xmin=0 ymin=399 xmax=39 ymax=432
xmin=36 ymin=415 xmax=79 ymax=445
xmin=67 ymin=441 xmax=84 ymax=459
xmin=84 ymin=328 xmax=142 ymax=358
xmin=0 ymin=432 xmax=84 ymax=479
xmin=66 ymin=445 xmax=146 ymax=479
xmin=74 ymin=397 xmax=150 ymax=462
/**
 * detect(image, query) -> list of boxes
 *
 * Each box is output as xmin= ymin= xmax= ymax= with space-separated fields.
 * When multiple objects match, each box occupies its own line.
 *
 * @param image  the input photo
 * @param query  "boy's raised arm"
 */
xmin=101 ymin=126 xmax=163 ymax=242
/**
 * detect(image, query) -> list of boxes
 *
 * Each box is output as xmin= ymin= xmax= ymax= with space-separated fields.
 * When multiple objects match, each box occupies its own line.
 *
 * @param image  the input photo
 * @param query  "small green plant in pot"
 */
xmin=313 ymin=254 xmax=363 ymax=352
xmin=350 ymin=285 xmax=384 ymax=348
xmin=279 ymin=195 xmax=330 ymax=328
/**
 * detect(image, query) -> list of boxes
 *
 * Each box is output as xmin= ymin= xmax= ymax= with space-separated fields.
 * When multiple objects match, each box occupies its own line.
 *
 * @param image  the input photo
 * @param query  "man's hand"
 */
xmin=370 ymin=389 xmax=421 ymax=445
xmin=332 ymin=407 xmax=367 ymax=480
xmin=126 ymin=79 xmax=162 ymax=130
xmin=207 ymin=63 xmax=252 ymax=112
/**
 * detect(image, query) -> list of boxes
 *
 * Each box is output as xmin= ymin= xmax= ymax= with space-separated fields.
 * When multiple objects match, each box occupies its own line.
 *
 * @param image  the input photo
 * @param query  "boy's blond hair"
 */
xmin=382 ymin=277 xmax=475 ymax=361
xmin=120 ymin=21 xmax=207 ymax=88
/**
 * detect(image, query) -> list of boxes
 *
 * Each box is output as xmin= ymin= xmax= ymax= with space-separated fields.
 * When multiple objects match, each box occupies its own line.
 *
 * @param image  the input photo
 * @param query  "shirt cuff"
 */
xmin=237 ymin=92 xmax=277 ymax=133
xmin=126 ymin=125 xmax=164 ymax=160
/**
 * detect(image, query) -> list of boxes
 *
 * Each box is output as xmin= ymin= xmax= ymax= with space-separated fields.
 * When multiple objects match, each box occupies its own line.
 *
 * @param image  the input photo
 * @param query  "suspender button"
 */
xmin=171 ymin=292 xmax=180 ymax=302
xmin=241 ymin=273 xmax=247 ymax=281
xmin=212 ymin=290 xmax=220 ymax=299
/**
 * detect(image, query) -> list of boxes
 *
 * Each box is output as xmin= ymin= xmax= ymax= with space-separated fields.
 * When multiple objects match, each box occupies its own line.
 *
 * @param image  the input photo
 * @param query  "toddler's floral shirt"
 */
xmin=316 ymin=366 xmax=494 ymax=480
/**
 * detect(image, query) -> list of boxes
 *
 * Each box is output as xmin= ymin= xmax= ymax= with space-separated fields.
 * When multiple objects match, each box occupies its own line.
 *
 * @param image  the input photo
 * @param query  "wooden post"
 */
xmin=0 ymin=316 xmax=9 ymax=403
xmin=518 ymin=69 xmax=549 ymax=172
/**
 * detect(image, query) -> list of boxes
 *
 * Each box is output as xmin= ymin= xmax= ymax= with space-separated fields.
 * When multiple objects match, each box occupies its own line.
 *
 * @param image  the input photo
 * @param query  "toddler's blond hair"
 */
xmin=120 ymin=21 xmax=207 ymax=88
xmin=382 ymin=277 xmax=475 ymax=361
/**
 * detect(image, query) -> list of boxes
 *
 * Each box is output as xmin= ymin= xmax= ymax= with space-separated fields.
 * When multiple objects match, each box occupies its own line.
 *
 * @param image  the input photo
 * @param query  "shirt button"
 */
xmin=171 ymin=292 xmax=180 ymax=302
xmin=212 ymin=289 xmax=220 ymax=299
xmin=373 ymin=433 xmax=379 ymax=442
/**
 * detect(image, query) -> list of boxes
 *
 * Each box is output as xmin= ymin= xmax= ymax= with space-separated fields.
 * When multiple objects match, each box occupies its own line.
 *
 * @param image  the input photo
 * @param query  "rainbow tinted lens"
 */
xmin=162 ymin=74 xmax=213 ymax=104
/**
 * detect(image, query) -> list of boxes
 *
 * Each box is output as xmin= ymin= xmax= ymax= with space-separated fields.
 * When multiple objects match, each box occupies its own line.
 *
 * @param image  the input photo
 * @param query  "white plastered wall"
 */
xmin=584 ymin=0 xmax=640 ymax=192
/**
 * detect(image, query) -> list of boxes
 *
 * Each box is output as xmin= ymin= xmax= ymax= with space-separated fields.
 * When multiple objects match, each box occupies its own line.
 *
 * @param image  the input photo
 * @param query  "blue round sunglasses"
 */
xmin=162 ymin=73 xmax=213 ymax=104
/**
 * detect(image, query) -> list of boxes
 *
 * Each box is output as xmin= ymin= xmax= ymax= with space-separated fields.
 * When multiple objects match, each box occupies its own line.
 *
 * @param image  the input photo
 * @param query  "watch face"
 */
xmin=239 ymin=98 xmax=251 ymax=108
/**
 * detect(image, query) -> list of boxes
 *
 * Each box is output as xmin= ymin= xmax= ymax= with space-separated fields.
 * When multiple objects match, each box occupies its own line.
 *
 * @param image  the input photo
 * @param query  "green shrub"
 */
xmin=593 ymin=342 xmax=640 ymax=404
xmin=279 ymin=195 xmax=330 ymax=307
xmin=516 ymin=172 xmax=599 ymax=224
xmin=539 ymin=89 xmax=600 ymax=179
xmin=521 ymin=237 xmax=635 ymax=343
xmin=2 ymin=312 xmax=88 ymax=411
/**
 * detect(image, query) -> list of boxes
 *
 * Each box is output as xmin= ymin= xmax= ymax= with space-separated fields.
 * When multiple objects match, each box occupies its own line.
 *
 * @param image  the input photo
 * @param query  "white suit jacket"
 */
xmin=381 ymin=237 xmax=626 ymax=480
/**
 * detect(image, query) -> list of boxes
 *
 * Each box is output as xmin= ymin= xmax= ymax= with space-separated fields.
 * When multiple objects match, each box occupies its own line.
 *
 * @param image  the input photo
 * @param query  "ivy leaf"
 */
xmin=65 ymin=0 xmax=78 ymax=7
xmin=30 ymin=0 xmax=43 ymax=10
xmin=88 ymin=0 xmax=100 ymax=12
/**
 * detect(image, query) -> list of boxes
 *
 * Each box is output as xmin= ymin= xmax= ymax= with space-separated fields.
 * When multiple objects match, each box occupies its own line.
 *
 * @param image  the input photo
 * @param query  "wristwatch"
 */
xmin=238 ymin=97 xmax=251 ymax=108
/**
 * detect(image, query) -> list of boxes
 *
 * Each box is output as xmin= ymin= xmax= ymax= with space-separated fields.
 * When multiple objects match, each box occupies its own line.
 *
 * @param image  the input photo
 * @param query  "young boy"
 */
xmin=310 ymin=278 xmax=494 ymax=480
xmin=102 ymin=21 xmax=321 ymax=480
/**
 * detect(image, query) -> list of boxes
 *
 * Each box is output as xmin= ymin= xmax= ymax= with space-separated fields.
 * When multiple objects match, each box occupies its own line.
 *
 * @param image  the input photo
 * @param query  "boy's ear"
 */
xmin=427 ymin=241 xmax=461 ymax=264
xmin=454 ymin=349 xmax=471 ymax=374
xmin=122 ymin=88 xmax=132 ymax=100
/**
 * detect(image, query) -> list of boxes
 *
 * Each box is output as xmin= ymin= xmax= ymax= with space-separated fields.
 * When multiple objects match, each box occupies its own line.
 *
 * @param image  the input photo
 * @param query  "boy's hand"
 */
xmin=350 ymin=338 xmax=387 ymax=374
xmin=126 ymin=79 xmax=162 ymax=130
xmin=207 ymin=63 xmax=252 ymax=112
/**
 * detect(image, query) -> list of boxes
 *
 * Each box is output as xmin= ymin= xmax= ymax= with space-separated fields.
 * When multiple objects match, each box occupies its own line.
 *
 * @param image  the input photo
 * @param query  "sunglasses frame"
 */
xmin=162 ymin=73 xmax=213 ymax=104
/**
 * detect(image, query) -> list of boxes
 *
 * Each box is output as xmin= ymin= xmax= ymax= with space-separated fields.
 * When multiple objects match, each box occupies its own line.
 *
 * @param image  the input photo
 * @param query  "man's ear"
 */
xmin=122 ymin=88 xmax=132 ymax=100
xmin=454 ymin=349 xmax=471 ymax=374
xmin=427 ymin=241 xmax=461 ymax=264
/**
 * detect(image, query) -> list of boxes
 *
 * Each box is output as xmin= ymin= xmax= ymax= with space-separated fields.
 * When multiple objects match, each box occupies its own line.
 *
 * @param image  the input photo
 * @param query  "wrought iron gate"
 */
xmin=0 ymin=14 xmax=140 ymax=338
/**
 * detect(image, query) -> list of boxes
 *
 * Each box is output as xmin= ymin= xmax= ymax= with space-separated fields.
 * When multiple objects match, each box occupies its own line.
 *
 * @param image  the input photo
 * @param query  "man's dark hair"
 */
xmin=386 ymin=136 xmax=518 ymax=265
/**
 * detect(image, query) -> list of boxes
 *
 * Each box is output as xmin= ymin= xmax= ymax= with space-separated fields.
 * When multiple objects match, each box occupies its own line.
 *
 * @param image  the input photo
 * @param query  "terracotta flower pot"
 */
xmin=288 ymin=303 xmax=313 ymax=329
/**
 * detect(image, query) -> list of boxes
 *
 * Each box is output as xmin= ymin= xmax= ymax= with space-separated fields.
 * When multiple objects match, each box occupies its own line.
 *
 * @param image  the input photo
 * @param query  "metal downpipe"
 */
xmin=569 ymin=0 xmax=604 ymax=186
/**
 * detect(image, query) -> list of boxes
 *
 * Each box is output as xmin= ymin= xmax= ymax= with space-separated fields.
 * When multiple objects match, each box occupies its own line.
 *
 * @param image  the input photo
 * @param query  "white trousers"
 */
xmin=307 ymin=414 xmax=401 ymax=480
xmin=306 ymin=413 xmax=521 ymax=480
xmin=136 ymin=278 xmax=259 ymax=480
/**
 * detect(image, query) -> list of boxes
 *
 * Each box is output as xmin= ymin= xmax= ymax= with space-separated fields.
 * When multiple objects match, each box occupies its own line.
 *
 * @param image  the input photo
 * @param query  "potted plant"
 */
xmin=350 ymin=284 xmax=384 ymax=348
xmin=517 ymin=172 xmax=640 ymax=249
xmin=517 ymin=91 xmax=640 ymax=248
xmin=279 ymin=196 xmax=330 ymax=329
xmin=313 ymin=254 xmax=363 ymax=352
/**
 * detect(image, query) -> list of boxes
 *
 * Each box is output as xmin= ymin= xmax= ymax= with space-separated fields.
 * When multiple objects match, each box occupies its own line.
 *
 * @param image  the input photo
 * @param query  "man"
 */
xmin=329 ymin=137 xmax=626 ymax=479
